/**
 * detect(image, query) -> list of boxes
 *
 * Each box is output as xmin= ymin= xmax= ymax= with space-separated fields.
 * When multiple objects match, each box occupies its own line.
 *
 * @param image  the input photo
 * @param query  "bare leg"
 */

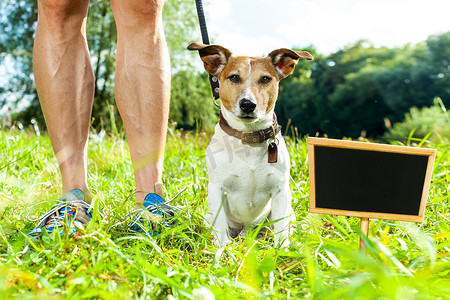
xmin=33 ymin=0 xmax=93 ymax=201
xmin=111 ymin=0 xmax=170 ymax=204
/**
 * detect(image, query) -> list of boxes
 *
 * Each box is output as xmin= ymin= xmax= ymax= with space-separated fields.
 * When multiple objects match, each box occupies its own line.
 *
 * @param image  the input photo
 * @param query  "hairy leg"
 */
xmin=111 ymin=0 xmax=170 ymax=204
xmin=33 ymin=0 xmax=93 ymax=201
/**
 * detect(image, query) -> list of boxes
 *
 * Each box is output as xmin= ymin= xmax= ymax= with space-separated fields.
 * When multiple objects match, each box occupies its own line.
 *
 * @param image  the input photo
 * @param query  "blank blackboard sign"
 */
xmin=308 ymin=138 xmax=436 ymax=222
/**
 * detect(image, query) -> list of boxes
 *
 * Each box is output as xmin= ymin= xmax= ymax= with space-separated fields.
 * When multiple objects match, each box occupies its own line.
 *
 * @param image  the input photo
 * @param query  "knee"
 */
xmin=37 ymin=0 xmax=88 ymax=28
xmin=131 ymin=0 xmax=164 ymax=22
xmin=114 ymin=0 xmax=165 ymax=31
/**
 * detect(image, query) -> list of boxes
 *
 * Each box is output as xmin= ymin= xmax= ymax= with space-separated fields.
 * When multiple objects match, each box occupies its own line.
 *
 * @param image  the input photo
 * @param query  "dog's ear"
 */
xmin=187 ymin=42 xmax=232 ymax=77
xmin=268 ymin=48 xmax=314 ymax=79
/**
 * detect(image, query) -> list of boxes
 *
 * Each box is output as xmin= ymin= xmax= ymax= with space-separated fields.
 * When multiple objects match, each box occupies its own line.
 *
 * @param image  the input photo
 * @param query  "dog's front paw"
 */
xmin=212 ymin=231 xmax=230 ymax=248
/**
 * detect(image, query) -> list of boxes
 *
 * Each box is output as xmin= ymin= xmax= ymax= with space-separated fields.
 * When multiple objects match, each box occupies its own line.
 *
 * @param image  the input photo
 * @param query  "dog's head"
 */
xmin=188 ymin=42 xmax=313 ymax=123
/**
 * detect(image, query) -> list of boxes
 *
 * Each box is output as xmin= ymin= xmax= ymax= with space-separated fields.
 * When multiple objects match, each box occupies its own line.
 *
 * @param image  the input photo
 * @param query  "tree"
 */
xmin=0 ymin=0 xmax=39 ymax=123
xmin=424 ymin=32 xmax=450 ymax=107
xmin=275 ymin=33 xmax=450 ymax=139
xmin=275 ymin=46 xmax=321 ymax=136
xmin=163 ymin=0 xmax=218 ymax=130
xmin=85 ymin=2 xmax=117 ymax=130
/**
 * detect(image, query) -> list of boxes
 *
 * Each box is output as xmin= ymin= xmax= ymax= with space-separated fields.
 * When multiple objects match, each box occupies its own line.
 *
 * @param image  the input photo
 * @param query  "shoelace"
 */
xmin=26 ymin=199 xmax=101 ymax=229
xmin=126 ymin=188 xmax=187 ymax=230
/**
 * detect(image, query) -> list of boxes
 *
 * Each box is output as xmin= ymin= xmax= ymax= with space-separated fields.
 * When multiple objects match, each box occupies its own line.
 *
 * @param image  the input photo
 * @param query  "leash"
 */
xmin=194 ymin=0 xmax=221 ymax=106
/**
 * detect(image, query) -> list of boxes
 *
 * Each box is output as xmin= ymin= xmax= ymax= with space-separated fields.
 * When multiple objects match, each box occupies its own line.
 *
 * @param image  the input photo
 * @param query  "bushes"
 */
xmin=383 ymin=98 xmax=449 ymax=143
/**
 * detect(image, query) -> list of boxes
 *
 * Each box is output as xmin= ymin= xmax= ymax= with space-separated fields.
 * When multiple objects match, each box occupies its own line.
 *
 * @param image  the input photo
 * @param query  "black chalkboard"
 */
xmin=308 ymin=138 xmax=436 ymax=222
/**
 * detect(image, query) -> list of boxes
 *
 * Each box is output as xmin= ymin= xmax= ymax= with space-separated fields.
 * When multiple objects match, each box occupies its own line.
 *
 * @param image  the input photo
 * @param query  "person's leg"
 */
xmin=33 ymin=0 xmax=93 ymax=201
xmin=110 ymin=0 xmax=170 ymax=204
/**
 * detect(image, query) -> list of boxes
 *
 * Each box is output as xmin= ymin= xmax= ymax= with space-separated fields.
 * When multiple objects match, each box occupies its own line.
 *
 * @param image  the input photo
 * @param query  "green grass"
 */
xmin=0 ymin=126 xmax=449 ymax=299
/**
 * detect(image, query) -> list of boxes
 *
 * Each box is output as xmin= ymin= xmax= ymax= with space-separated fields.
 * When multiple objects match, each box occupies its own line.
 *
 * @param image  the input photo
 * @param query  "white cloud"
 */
xmin=204 ymin=0 xmax=450 ymax=55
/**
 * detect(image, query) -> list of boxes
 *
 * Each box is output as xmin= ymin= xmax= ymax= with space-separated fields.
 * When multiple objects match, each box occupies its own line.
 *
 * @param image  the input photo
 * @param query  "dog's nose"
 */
xmin=239 ymin=99 xmax=256 ymax=114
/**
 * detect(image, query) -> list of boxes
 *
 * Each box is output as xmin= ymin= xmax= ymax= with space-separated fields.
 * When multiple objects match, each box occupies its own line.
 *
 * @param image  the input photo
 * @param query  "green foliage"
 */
xmin=276 ymin=46 xmax=320 ymax=136
xmin=162 ymin=0 xmax=201 ymax=71
xmin=0 ymin=0 xmax=39 ymax=122
xmin=383 ymin=97 xmax=450 ymax=144
xmin=86 ymin=1 xmax=118 ymax=130
xmin=1 ymin=128 xmax=449 ymax=298
xmin=170 ymin=70 xmax=218 ymax=130
xmin=276 ymin=32 xmax=450 ymax=139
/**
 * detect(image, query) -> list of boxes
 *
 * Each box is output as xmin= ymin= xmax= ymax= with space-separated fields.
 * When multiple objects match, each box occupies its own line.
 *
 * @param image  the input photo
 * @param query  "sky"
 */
xmin=204 ymin=0 xmax=450 ymax=56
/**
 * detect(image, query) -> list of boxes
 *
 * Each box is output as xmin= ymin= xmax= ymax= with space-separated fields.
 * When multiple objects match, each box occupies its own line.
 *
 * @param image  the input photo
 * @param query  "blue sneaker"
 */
xmin=128 ymin=190 xmax=185 ymax=235
xmin=27 ymin=189 xmax=97 ymax=237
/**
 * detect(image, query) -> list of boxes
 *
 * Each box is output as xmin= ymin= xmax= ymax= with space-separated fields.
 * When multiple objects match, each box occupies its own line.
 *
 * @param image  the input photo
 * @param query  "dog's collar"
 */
xmin=219 ymin=111 xmax=282 ymax=144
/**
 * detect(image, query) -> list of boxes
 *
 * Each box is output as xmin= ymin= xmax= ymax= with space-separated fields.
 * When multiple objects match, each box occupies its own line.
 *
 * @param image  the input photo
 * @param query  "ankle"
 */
xmin=64 ymin=187 xmax=92 ymax=203
xmin=135 ymin=183 xmax=163 ymax=202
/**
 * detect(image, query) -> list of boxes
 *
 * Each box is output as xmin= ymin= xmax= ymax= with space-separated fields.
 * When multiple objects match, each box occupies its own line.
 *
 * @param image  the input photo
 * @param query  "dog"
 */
xmin=188 ymin=42 xmax=313 ymax=247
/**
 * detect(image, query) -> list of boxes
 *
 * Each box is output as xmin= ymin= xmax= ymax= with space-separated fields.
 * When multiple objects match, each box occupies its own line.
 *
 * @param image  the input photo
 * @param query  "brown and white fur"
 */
xmin=188 ymin=42 xmax=313 ymax=247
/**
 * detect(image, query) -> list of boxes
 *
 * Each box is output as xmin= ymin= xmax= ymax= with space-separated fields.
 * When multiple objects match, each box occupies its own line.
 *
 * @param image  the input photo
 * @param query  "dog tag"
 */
xmin=268 ymin=142 xmax=278 ymax=163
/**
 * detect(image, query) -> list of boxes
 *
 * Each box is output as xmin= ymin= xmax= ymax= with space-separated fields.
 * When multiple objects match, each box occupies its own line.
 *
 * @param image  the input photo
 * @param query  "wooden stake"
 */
xmin=359 ymin=217 xmax=370 ymax=250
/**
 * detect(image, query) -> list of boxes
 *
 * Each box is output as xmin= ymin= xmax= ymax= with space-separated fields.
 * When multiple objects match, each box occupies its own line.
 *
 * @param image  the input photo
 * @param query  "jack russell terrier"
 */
xmin=188 ymin=42 xmax=313 ymax=247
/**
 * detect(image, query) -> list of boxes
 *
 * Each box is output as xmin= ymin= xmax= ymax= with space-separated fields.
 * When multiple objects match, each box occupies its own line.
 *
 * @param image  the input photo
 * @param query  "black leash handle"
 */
xmin=194 ymin=0 xmax=220 ymax=101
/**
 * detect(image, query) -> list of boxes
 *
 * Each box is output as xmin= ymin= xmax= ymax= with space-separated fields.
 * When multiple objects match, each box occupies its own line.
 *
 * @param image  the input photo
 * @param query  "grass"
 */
xmin=0 ymin=125 xmax=449 ymax=299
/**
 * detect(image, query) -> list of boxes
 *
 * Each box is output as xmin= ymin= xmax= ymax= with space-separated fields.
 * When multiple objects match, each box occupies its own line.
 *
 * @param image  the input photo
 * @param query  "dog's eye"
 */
xmin=259 ymin=76 xmax=272 ymax=84
xmin=228 ymin=74 xmax=241 ymax=83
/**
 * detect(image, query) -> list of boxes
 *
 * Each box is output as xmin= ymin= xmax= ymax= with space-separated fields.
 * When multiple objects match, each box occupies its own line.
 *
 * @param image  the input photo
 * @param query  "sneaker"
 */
xmin=128 ymin=190 xmax=185 ymax=235
xmin=27 ymin=189 xmax=96 ymax=237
